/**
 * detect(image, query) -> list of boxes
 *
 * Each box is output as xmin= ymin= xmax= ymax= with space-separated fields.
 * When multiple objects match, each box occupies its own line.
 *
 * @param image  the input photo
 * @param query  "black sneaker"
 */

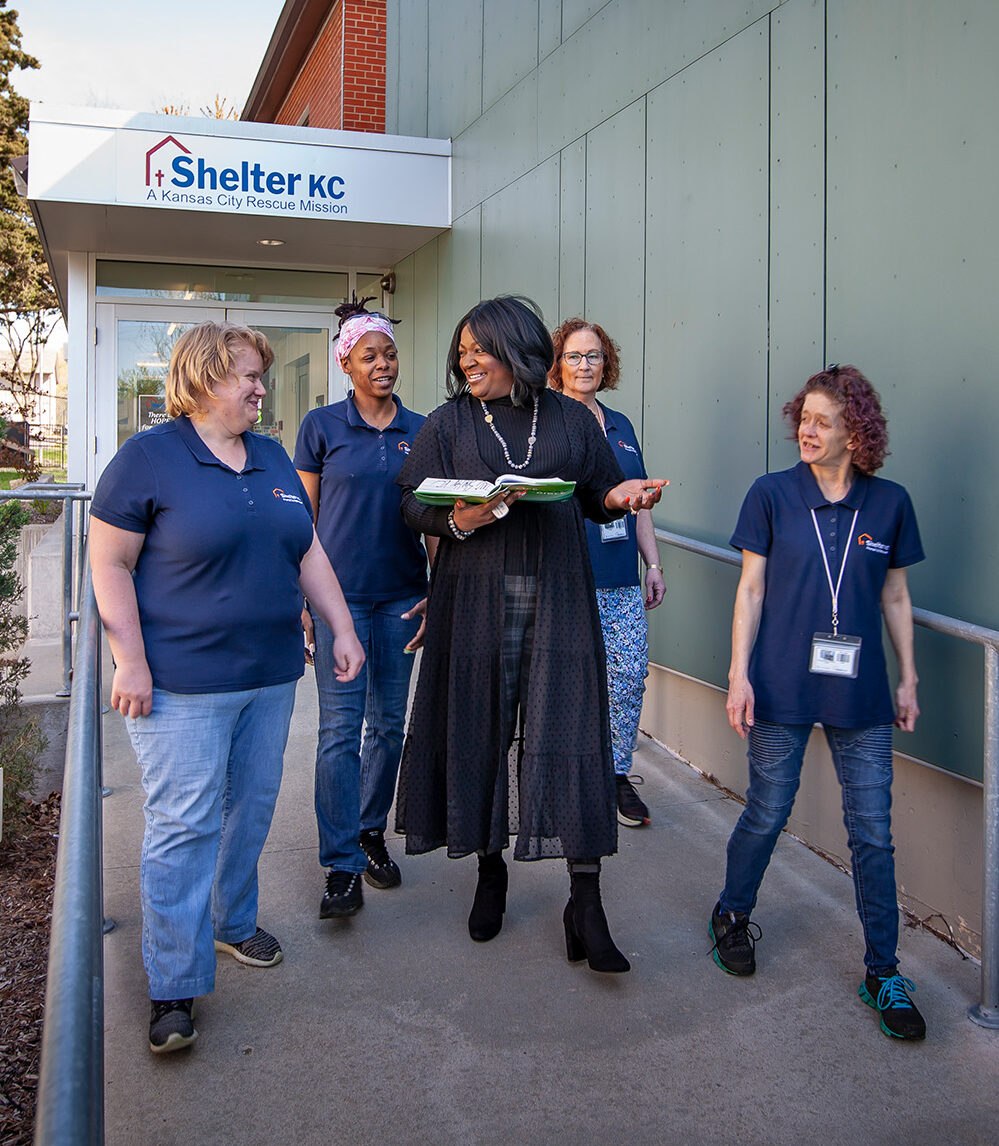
xmin=708 ymin=902 xmax=761 ymax=976
xmin=149 ymin=998 xmax=196 ymax=1054
xmin=214 ymin=927 xmax=283 ymax=967
xmin=616 ymin=774 xmax=650 ymax=827
xmin=359 ymin=828 xmax=402 ymax=889
xmin=320 ymin=870 xmax=364 ymax=918
xmin=859 ymin=971 xmax=927 ymax=1040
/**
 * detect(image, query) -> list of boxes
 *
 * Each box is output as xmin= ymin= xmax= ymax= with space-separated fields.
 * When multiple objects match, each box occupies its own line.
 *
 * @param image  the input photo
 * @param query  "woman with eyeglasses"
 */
xmin=395 ymin=296 xmax=666 ymax=973
xmin=549 ymin=319 xmax=665 ymax=828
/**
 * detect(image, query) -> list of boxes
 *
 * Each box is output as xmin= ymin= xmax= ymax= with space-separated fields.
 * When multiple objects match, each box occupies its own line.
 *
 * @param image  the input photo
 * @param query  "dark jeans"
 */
xmin=720 ymin=720 xmax=899 ymax=974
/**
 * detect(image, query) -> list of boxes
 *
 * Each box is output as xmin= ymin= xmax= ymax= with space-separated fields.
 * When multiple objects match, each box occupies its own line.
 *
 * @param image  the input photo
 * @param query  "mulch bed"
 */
xmin=0 ymin=793 xmax=60 ymax=1146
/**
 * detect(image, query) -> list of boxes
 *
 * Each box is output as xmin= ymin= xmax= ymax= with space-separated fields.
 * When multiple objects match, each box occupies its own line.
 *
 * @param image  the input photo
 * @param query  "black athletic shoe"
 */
xmin=149 ymin=998 xmax=196 ymax=1054
xmin=320 ymin=870 xmax=364 ymax=918
xmin=708 ymin=902 xmax=761 ymax=976
xmin=359 ymin=828 xmax=402 ymax=889
xmin=214 ymin=927 xmax=283 ymax=967
xmin=616 ymin=774 xmax=650 ymax=827
xmin=859 ymin=971 xmax=927 ymax=1040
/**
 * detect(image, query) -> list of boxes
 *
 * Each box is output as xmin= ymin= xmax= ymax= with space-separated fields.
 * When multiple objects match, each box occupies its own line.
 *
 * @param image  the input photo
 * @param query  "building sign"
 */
xmin=27 ymin=111 xmax=451 ymax=228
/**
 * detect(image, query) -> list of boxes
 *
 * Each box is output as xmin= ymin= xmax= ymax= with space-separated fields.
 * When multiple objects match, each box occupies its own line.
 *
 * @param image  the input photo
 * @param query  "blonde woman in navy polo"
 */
xmin=709 ymin=365 xmax=927 ymax=1041
xmin=295 ymin=298 xmax=435 ymax=920
xmin=549 ymin=318 xmax=666 ymax=828
xmin=90 ymin=322 xmax=364 ymax=1054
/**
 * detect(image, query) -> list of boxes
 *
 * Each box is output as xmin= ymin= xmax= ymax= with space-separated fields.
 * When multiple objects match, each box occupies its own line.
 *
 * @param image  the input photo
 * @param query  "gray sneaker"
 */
xmin=214 ymin=927 xmax=283 ymax=967
xmin=149 ymin=998 xmax=196 ymax=1054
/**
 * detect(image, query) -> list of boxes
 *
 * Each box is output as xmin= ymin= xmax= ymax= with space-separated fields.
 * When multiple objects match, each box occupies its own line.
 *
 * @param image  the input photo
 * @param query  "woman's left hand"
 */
xmin=644 ymin=566 xmax=666 ymax=610
xmin=402 ymin=597 xmax=428 ymax=653
xmin=605 ymin=478 xmax=667 ymax=515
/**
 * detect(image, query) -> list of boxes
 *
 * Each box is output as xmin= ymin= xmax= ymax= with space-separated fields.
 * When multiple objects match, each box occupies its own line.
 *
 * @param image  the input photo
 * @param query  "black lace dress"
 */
xmin=395 ymin=388 xmax=626 ymax=860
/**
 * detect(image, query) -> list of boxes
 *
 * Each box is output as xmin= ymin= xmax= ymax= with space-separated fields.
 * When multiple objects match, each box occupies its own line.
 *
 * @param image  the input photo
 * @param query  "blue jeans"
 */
xmin=125 ymin=682 xmax=297 ymax=999
xmin=313 ymin=596 xmax=422 ymax=871
xmin=720 ymin=721 xmax=899 ymax=974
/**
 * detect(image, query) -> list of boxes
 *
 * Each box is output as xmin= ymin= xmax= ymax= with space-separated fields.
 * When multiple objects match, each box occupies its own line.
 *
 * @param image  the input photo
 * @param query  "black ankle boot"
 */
xmin=564 ymin=870 xmax=630 ymax=973
xmin=468 ymin=853 xmax=508 ymax=942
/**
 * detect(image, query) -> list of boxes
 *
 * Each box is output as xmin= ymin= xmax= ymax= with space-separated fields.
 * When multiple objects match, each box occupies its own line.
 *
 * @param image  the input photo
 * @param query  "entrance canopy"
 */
xmin=26 ymin=105 xmax=452 ymax=309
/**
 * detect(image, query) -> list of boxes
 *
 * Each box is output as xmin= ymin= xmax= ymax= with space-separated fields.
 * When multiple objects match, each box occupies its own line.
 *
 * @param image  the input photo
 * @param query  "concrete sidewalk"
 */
xmin=101 ymin=672 xmax=999 ymax=1146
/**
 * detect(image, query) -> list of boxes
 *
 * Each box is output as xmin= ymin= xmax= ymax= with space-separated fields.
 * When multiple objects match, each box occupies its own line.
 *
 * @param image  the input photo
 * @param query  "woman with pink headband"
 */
xmin=294 ymin=296 xmax=436 ymax=920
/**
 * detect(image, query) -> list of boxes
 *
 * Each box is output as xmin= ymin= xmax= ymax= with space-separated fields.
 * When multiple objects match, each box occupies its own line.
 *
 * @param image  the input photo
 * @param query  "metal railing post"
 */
xmin=34 ymin=572 xmax=104 ymax=1144
xmin=970 ymin=642 xmax=999 ymax=1027
xmin=59 ymin=499 xmax=74 ymax=696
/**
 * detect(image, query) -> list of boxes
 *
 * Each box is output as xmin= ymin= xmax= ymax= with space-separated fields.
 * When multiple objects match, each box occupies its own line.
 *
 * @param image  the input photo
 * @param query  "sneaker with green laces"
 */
xmin=859 ymin=971 xmax=926 ymax=1040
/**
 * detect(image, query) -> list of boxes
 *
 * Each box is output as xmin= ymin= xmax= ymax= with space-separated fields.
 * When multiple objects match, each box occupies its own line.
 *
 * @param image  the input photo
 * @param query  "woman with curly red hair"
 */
xmin=708 ymin=365 xmax=928 ymax=1041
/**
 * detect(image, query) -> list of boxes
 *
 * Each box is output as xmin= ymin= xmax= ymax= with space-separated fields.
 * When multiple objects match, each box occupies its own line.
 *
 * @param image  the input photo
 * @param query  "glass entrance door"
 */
xmin=95 ymin=304 xmax=334 ymax=481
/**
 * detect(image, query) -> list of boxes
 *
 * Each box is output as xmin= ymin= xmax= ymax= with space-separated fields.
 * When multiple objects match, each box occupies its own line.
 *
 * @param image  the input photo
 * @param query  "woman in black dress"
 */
xmin=396 ymin=297 xmax=664 ymax=972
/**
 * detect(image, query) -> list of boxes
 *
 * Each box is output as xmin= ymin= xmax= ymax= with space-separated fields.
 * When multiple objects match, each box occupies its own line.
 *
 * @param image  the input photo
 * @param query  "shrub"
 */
xmin=0 ymin=500 xmax=47 ymax=834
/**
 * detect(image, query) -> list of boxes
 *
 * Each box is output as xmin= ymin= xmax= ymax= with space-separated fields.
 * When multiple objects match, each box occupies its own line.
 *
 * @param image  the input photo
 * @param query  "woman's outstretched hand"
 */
xmin=605 ymin=478 xmax=667 ymax=515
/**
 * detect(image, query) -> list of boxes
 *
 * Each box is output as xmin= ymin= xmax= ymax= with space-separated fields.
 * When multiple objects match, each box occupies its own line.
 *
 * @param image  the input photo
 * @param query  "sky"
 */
xmin=14 ymin=0 xmax=287 ymax=116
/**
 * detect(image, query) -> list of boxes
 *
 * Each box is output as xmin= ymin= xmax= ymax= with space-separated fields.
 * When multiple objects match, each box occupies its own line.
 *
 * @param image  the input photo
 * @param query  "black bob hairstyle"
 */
xmin=445 ymin=296 xmax=554 ymax=408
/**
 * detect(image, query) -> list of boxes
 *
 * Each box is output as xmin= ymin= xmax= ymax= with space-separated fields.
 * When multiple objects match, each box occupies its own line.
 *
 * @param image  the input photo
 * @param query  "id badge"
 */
xmin=809 ymin=633 xmax=862 ymax=678
xmin=599 ymin=518 xmax=628 ymax=543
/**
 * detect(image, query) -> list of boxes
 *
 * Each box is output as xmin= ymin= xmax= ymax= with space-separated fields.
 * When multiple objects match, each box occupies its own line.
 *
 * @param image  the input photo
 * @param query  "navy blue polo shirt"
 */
xmin=584 ymin=404 xmax=647 ymax=589
xmin=732 ymin=461 xmax=923 ymax=728
xmin=91 ymin=416 xmax=315 ymax=694
xmin=294 ymin=395 xmax=428 ymax=602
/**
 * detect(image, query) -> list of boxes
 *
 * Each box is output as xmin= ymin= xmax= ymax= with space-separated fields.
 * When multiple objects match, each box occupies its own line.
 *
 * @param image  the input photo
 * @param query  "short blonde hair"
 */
xmin=165 ymin=322 xmax=275 ymax=417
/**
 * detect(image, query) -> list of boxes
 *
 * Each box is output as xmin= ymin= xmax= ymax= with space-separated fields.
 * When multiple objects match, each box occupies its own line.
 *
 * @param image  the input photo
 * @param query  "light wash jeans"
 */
xmin=125 ymin=681 xmax=296 ymax=999
xmin=720 ymin=720 xmax=899 ymax=974
xmin=312 ymin=595 xmax=422 ymax=872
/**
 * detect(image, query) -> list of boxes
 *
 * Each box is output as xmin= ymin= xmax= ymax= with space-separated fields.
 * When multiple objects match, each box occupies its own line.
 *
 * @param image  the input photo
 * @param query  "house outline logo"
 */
xmin=146 ymin=136 xmax=191 ymax=188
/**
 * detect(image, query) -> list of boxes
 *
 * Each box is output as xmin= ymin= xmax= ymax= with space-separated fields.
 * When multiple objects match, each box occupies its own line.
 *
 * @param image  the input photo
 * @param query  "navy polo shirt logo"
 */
xmin=273 ymin=488 xmax=304 ymax=505
xmin=398 ymin=440 xmax=411 ymax=454
xmin=617 ymin=439 xmax=638 ymax=454
xmin=858 ymin=533 xmax=891 ymax=555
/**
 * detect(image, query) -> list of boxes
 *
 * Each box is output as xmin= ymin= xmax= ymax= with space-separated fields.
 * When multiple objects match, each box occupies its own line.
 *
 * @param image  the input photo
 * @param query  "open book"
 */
xmin=413 ymin=475 xmax=576 ymax=504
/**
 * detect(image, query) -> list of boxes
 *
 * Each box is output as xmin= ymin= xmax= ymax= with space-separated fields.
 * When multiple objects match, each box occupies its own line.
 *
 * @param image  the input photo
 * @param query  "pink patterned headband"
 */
xmin=336 ymin=314 xmax=396 ymax=366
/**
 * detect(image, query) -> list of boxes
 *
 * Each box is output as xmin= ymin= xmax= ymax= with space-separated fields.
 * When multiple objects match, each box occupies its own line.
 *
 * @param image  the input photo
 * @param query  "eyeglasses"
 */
xmin=562 ymin=351 xmax=605 ymax=366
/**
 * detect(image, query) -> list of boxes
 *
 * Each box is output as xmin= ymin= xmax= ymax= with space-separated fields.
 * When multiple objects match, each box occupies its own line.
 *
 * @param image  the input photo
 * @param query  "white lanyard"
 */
xmin=810 ymin=508 xmax=859 ymax=635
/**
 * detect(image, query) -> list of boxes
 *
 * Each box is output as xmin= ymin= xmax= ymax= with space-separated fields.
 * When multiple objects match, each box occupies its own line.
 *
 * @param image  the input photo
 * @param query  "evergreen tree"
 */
xmin=0 ymin=3 xmax=58 ymax=479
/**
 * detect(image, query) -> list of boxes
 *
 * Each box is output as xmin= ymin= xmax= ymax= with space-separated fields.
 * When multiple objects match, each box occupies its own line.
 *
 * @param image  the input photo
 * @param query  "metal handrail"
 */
xmin=1 ymin=484 xmax=91 ymax=695
xmin=34 ymin=562 xmax=105 ymax=1144
xmin=655 ymin=526 xmax=999 ymax=1030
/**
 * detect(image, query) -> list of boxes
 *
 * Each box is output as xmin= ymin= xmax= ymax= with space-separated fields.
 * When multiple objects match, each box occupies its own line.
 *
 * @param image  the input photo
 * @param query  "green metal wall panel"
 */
xmin=480 ymin=157 xmax=560 ymax=323
xmin=557 ymin=138 xmax=586 ymax=321
xmin=391 ymin=250 xmax=417 ymax=405
xmin=537 ymin=0 xmax=772 ymax=159
xmin=826 ymin=0 xmax=999 ymax=777
xmin=643 ymin=24 xmax=770 ymax=684
xmin=427 ymin=0 xmax=483 ymax=138
xmin=452 ymin=73 xmax=539 ymax=220
xmin=388 ymin=0 xmax=429 ymax=137
xmin=436 ymin=205 xmax=482 ymax=400
xmin=413 ymin=241 xmax=441 ymax=409
xmin=482 ymin=0 xmax=539 ymax=111
xmin=769 ymin=0 xmax=824 ymax=466
xmin=538 ymin=0 xmax=562 ymax=60
xmin=583 ymin=99 xmax=647 ymax=436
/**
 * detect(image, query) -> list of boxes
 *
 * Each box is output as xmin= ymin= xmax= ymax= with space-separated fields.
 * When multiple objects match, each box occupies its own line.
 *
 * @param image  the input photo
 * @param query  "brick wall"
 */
xmin=275 ymin=1 xmax=385 ymax=133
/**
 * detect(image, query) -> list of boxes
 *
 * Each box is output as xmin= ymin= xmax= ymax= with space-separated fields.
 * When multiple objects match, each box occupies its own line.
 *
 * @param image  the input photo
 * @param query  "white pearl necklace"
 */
xmin=479 ymin=394 xmax=539 ymax=470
